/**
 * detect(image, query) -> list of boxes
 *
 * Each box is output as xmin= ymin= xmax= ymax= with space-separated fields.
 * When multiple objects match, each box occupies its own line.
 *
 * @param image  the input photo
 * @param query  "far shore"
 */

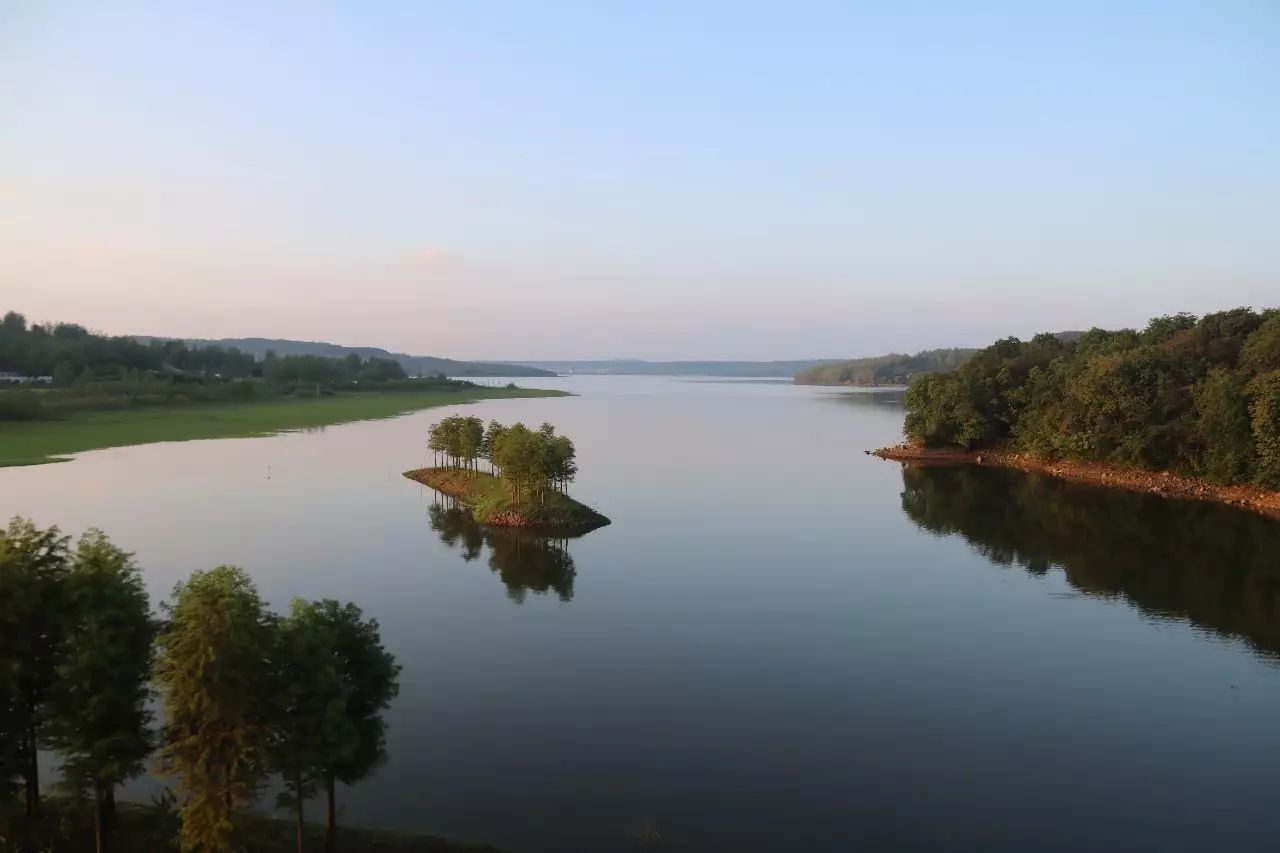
xmin=872 ymin=444 xmax=1280 ymax=521
xmin=0 ymin=386 xmax=567 ymax=468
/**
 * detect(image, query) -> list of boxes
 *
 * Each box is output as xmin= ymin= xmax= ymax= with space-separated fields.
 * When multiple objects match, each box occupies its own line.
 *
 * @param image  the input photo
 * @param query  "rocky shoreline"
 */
xmin=871 ymin=445 xmax=1280 ymax=521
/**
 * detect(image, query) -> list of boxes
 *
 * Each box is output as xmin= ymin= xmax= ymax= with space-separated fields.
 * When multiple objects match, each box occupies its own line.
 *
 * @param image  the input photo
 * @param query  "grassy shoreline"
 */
xmin=405 ymin=467 xmax=610 ymax=530
xmin=0 ymin=387 xmax=567 ymax=467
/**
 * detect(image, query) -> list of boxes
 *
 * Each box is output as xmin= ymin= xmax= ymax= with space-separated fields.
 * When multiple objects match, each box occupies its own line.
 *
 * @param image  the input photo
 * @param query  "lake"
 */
xmin=4 ymin=375 xmax=1279 ymax=852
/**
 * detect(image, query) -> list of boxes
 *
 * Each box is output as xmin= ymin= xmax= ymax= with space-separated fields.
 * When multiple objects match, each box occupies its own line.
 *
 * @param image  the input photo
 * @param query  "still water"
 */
xmin=3 ymin=376 xmax=1279 ymax=852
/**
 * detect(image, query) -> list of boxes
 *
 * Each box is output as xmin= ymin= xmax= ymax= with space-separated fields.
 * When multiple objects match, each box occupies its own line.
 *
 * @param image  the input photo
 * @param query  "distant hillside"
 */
xmin=134 ymin=337 xmax=554 ymax=378
xmin=793 ymin=348 xmax=979 ymax=386
xmin=513 ymin=359 xmax=842 ymax=377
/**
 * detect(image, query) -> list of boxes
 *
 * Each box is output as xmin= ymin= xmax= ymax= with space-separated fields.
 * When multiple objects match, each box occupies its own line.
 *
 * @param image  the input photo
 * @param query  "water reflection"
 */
xmin=899 ymin=465 xmax=1280 ymax=659
xmin=427 ymin=494 xmax=578 ymax=603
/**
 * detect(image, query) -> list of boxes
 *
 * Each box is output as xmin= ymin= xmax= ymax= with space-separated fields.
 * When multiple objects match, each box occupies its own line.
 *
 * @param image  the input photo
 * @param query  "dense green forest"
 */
xmin=0 ymin=518 xmax=400 ymax=853
xmin=135 ymin=335 xmax=554 ymax=378
xmin=793 ymin=347 xmax=978 ymax=386
xmin=0 ymin=311 xmax=486 ymax=422
xmin=902 ymin=308 xmax=1280 ymax=487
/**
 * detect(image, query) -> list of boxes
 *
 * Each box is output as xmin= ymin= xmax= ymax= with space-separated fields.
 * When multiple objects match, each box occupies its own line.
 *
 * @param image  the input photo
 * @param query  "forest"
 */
xmin=0 ymin=518 xmax=400 ymax=853
xmin=901 ymin=308 xmax=1280 ymax=487
xmin=428 ymin=417 xmax=578 ymax=504
xmin=793 ymin=347 xmax=978 ymax=386
xmin=0 ymin=311 xmax=482 ymax=422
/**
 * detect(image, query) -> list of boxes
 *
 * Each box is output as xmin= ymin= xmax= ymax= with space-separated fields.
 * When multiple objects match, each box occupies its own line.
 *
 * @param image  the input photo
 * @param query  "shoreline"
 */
xmin=405 ymin=467 xmax=610 ymax=530
xmin=872 ymin=445 xmax=1280 ymax=521
xmin=0 ymin=386 xmax=567 ymax=468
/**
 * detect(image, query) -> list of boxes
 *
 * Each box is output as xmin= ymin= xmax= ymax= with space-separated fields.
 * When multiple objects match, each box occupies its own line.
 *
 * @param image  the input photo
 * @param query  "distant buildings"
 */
xmin=0 ymin=371 xmax=53 ymax=385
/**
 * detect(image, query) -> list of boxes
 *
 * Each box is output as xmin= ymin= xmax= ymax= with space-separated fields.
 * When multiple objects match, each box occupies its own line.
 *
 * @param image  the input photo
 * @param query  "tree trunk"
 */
xmin=324 ymin=771 xmax=336 ymax=852
xmin=94 ymin=784 xmax=107 ymax=853
xmin=25 ymin=725 xmax=39 ymax=818
xmin=295 ymin=766 xmax=305 ymax=853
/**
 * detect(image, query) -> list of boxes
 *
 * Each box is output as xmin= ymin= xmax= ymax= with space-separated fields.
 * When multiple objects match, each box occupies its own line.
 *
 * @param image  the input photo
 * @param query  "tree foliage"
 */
xmin=45 ymin=530 xmax=156 ymax=851
xmin=901 ymin=308 xmax=1280 ymax=486
xmin=155 ymin=566 xmax=275 ymax=853
xmin=429 ymin=417 xmax=578 ymax=503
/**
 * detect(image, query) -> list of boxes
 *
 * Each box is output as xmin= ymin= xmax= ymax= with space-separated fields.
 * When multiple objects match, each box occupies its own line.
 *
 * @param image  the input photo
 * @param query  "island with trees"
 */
xmin=405 ymin=417 xmax=609 ymax=530
xmin=874 ymin=307 xmax=1280 ymax=518
xmin=0 ymin=310 xmax=565 ymax=467
xmin=0 ymin=516 xmax=501 ymax=853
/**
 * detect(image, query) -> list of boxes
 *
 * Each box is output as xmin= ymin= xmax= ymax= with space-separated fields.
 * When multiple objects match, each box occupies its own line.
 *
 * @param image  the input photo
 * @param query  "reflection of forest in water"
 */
xmin=816 ymin=388 xmax=905 ymax=409
xmin=900 ymin=465 xmax=1280 ymax=660
xmin=428 ymin=492 xmax=578 ymax=603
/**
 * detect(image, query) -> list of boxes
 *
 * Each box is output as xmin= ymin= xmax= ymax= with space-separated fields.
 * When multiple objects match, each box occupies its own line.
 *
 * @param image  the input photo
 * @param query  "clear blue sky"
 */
xmin=2 ymin=1 xmax=1276 ymax=359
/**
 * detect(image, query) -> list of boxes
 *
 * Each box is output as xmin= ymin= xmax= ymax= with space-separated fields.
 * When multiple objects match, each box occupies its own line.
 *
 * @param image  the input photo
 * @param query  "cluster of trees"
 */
xmin=793 ymin=347 xmax=978 ymax=386
xmin=428 ymin=418 xmax=578 ymax=502
xmin=899 ymin=464 xmax=1280 ymax=658
xmin=0 ymin=518 xmax=399 ymax=853
xmin=1 ymin=311 xmax=258 ymax=381
xmin=903 ymin=308 xmax=1280 ymax=486
xmin=0 ymin=311 xmax=476 ymax=422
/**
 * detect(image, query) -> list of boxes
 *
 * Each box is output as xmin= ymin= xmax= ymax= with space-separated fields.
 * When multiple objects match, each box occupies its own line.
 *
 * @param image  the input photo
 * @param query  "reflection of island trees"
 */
xmin=428 ymin=494 xmax=577 ymax=603
xmin=899 ymin=465 xmax=1280 ymax=658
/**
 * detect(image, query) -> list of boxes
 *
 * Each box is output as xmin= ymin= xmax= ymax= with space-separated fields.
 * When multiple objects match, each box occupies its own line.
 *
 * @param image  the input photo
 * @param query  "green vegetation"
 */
xmin=1 ymin=518 xmax=408 ymax=853
xmin=793 ymin=347 xmax=977 ymax=386
xmin=135 ymin=334 xmax=553 ymax=378
xmin=0 ymin=387 xmax=565 ymax=467
xmin=416 ymin=418 xmax=607 ymax=528
xmin=901 ymin=308 xmax=1280 ymax=487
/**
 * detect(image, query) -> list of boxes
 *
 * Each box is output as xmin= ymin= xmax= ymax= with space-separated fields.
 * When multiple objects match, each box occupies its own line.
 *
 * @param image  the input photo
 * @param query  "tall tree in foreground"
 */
xmin=46 ymin=530 xmax=156 ymax=853
xmin=0 ymin=517 xmax=71 ymax=818
xmin=309 ymin=601 xmax=401 ymax=852
xmin=155 ymin=566 xmax=274 ymax=853
xmin=268 ymin=600 xmax=346 ymax=853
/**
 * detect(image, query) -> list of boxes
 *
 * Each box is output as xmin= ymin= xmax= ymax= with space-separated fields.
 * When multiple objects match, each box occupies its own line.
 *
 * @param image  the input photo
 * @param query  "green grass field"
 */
xmin=0 ymin=387 xmax=567 ymax=467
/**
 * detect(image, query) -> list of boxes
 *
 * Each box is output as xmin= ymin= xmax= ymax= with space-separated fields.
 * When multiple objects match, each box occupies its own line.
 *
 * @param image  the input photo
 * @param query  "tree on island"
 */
xmin=428 ymin=418 xmax=578 ymax=504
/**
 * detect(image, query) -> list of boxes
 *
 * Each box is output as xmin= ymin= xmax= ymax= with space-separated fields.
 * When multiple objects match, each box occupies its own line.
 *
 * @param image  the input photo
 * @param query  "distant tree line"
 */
xmin=0 ymin=311 xmax=478 ymax=422
xmin=902 ymin=308 xmax=1280 ymax=486
xmin=428 ymin=417 xmax=578 ymax=502
xmin=0 ymin=518 xmax=400 ymax=853
xmin=793 ymin=347 xmax=979 ymax=386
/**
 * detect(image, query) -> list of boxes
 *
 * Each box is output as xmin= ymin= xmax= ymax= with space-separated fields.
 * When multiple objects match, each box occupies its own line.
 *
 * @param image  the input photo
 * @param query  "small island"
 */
xmin=405 ymin=417 xmax=609 ymax=530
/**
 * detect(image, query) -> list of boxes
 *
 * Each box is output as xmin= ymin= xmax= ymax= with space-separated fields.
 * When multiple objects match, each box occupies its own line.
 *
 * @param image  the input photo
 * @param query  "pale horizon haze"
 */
xmin=2 ymin=2 xmax=1277 ymax=360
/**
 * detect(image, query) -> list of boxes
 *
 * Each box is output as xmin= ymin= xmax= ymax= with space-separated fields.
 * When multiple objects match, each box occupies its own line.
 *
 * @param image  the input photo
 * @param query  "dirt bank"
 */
xmin=871 ymin=445 xmax=1280 ymax=521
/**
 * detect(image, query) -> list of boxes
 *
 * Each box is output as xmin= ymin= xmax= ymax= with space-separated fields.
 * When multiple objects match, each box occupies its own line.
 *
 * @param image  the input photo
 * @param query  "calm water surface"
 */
xmin=4 ymin=376 xmax=1279 ymax=852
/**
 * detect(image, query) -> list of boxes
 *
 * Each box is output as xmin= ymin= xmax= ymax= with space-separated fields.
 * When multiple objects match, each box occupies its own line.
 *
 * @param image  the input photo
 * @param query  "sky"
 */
xmin=2 ymin=1 xmax=1277 ymax=360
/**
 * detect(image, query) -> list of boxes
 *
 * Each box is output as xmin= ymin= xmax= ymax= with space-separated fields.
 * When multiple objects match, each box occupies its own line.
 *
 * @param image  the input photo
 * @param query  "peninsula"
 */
xmin=873 ymin=308 xmax=1280 ymax=519
xmin=405 ymin=417 xmax=609 ymax=530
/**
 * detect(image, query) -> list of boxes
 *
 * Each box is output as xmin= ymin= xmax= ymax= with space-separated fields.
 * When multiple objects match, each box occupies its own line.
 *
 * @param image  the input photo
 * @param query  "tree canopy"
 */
xmin=428 ymin=417 xmax=578 ymax=503
xmin=901 ymin=308 xmax=1280 ymax=487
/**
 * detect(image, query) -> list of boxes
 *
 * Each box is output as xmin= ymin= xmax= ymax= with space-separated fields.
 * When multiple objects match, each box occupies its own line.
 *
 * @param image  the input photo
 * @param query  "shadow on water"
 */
xmin=427 ymin=493 xmax=580 ymax=603
xmin=898 ymin=464 xmax=1280 ymax=660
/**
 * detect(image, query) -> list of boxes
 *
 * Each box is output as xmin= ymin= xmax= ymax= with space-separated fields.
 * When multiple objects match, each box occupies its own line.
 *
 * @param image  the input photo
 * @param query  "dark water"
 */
xmin=4 ymin=376 xmax=1279 ymax=852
